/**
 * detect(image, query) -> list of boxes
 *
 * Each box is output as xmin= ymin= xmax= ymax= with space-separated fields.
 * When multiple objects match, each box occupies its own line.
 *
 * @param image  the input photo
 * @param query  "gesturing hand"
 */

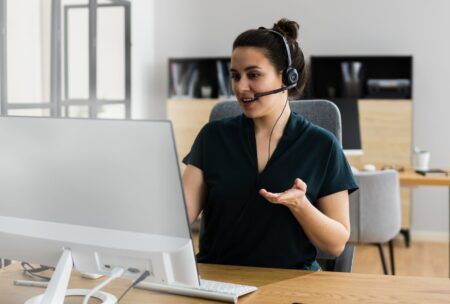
xmin=259 ymin=178 xmax=308 ymax=209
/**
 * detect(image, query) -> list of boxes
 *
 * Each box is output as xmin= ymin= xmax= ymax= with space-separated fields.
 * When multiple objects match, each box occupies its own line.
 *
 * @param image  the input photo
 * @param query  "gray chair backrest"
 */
xmin=349 ymin=170 xmax=401 ymax=243
xmin=210 ymin=99 xmax=342 ymax=144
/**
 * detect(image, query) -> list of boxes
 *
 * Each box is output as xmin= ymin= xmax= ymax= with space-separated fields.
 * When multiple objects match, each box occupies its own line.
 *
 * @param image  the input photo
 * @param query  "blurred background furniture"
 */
xmin=0 ymin=259 xmax=11 ymax=268
xmin=349 ymin=170 xmax=401 ymax=275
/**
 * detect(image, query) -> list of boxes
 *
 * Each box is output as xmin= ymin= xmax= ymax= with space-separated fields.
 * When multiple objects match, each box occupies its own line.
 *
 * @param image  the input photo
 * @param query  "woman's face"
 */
xmin=230 ymin=47 xmax=285 ymax=118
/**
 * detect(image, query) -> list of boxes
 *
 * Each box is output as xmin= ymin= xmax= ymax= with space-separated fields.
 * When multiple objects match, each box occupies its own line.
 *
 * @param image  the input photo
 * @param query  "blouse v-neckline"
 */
xmin=242 ymin=112 xmax=296 ymax=175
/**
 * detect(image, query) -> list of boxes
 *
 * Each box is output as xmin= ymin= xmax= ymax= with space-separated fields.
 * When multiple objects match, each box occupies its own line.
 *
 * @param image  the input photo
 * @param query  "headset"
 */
xmin=254 ymin=27 xmax=299 ymax=98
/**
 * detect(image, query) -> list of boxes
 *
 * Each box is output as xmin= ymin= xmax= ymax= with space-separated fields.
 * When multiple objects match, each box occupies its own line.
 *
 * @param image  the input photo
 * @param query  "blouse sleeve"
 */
xmin=182 ymin=124 xmax=208 ymax=170
xmin=317 ymin=138 xmax=359 ymax=199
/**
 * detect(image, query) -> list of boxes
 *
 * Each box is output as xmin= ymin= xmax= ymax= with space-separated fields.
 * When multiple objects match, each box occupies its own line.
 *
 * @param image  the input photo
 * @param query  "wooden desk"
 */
xmin=2 ymin=262 xmax=450 ymax=304
xmin=399 ymin=168 xmax=450 ymax=187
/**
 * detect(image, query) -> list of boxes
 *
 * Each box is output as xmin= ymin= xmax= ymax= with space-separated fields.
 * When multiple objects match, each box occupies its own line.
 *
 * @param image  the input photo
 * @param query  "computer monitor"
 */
xmin=331 ymin=98 xmax=363 ymax=156
xmin=0 ymin=116 xmax=199 ymax=303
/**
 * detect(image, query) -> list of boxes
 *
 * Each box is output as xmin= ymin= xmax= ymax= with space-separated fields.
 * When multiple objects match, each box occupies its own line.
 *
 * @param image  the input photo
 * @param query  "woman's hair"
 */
xmin=232 ymin=18 xmax=307 ymax=99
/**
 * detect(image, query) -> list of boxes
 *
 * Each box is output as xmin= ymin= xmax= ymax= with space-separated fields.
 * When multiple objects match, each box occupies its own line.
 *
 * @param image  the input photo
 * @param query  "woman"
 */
xmin=182 ymin=18 xmax=358 ymax=270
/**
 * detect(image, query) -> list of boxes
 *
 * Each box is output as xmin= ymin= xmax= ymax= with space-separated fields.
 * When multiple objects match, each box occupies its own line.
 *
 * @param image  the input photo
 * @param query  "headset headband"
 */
xmin=258 ymin=27 xmax=292 ymax=69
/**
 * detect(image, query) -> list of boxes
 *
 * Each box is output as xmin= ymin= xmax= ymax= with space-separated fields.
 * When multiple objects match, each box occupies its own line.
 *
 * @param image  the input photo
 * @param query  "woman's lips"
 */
xmin=241 ymin=97 xmax=258 ymax=104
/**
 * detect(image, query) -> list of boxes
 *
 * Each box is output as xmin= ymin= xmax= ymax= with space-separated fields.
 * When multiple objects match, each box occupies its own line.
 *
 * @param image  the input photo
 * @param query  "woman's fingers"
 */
xmin=260 ymin=179 xmax=308 ymax=207
xmin=276 ymin=188 xmax=303 ymax=202
xmin=259 ymin=189 xmax=282 ymax=203
xmin=294 ymin=178 xmax=307 ymax=192
xmin=259 ymin=188 xmax=303 ymax=205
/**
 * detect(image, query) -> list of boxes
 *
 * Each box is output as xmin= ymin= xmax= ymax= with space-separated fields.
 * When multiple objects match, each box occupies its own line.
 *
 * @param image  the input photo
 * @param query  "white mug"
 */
xmin=412 ymin=150 xmax=430 ymax=171
xmin=201 ymin=86 xmax=212 ymax=98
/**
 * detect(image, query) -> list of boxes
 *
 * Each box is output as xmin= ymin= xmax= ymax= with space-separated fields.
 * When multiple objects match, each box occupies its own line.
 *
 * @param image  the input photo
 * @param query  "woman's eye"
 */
xmin=230 ymin=74 xmax=240 ymax=81
xmin=248 ymin=73 xmax=260 ymax=80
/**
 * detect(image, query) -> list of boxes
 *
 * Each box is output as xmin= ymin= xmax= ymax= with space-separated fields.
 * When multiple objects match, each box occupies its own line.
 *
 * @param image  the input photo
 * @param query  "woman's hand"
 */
xmin=259 ymin=178 xmax=308 ymax=209
xmin=261 ymin=179 xmax=350 ymax=256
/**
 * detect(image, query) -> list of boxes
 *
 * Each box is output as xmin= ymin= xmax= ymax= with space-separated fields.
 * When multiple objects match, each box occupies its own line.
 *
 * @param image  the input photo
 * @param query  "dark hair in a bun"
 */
xmin=272 ymin=18 xmax=299 ymax=42
xmin=232 ymin=18 xmax=307 ymax=99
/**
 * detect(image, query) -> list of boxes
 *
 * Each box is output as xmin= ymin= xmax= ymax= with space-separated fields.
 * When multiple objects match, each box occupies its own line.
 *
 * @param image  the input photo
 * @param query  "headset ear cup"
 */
xmin=283 ymin=67 xmax=299 ymax=87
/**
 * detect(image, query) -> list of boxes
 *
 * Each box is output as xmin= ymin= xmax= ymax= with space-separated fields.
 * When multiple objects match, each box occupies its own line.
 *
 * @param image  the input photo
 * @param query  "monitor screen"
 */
xmin=0 ymin=116 xmax=199 ymax=287
xmin=331 ymin=98 xmax=363 ymax=155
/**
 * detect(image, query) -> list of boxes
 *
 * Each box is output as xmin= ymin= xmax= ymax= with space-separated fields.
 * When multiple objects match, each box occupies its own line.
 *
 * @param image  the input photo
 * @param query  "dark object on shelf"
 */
xmin=367 ymin=79 xmax=411 ymax=98
xmin=168 ymin=57 xmax=232 ymax=99
xmin=415 ymin=169 xmax=449 ymax=176
xmin=340 ymin=61 xmax=363 ymax=98
xmin=308 ymin=56 xmax=413 ymax=100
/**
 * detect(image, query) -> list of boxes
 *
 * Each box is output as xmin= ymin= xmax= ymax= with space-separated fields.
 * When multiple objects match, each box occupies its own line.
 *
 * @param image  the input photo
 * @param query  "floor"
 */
xmin=353 ymin=239 xmax=449 ymax=277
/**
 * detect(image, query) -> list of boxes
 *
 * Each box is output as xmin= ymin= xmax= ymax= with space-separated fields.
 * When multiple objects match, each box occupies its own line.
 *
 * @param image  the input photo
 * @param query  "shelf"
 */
xmin=308 ymin=56 xmax=413 ymax=100
xmin=168 ymin=57 xmax=232 ymax=99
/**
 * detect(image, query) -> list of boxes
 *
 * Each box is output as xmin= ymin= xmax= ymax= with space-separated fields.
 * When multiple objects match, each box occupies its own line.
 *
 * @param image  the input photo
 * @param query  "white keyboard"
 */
xmin=136 ymin=279 xmax=257 ymax=303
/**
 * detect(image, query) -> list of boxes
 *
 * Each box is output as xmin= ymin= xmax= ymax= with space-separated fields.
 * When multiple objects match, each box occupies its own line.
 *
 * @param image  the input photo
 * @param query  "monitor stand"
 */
xmin=24 ymin=248 xmax=117 ymax=304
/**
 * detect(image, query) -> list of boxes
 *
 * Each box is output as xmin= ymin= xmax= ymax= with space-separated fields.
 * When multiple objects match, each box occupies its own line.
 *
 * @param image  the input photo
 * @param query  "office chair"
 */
xmin=209 ymin=99 xmax=354 ymax=272
xmin=349 ymin=170 xmax=401 ymax=275
xmin=316 ymin=243 xmax=355 ymax=272
xmin=210 ymin=99 xmax=342 ymax=144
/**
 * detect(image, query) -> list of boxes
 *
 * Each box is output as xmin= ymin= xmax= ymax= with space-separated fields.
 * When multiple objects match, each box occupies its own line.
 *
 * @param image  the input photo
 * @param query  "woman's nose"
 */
xmin=233 ymin=77 xmax=250 ymax=93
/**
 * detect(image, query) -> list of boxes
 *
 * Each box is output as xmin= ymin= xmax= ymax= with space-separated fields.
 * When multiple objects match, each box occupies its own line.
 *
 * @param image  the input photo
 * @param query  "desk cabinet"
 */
xmin=347 ymin=99 xmax=412 ymax=230
xmin=167 ymin=99 xmax=219 ymax=169
xmin=347 ymin=99 xmax=412 ymax=168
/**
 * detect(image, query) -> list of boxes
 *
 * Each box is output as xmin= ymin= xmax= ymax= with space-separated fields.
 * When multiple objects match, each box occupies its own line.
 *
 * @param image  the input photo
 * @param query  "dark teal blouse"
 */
xmin=183 ymin=112 xmax=358 ymax=269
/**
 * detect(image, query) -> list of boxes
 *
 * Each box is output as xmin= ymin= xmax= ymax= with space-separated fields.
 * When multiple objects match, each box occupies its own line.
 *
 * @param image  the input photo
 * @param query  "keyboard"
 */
xmin=136 ymin=279 xmax=257 ymax=303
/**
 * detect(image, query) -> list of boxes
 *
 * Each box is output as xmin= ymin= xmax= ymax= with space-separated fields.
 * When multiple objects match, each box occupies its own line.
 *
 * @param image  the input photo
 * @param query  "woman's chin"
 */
xmin=241 ymin=108 xmax=259 ymax=119
xmin=239 ymin=101 xmax=259 ymax=117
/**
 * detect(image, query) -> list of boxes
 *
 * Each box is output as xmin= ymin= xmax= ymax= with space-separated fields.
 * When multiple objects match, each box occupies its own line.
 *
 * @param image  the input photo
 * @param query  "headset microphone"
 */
xmin=254 ymin=83 xmax=297 ymax=98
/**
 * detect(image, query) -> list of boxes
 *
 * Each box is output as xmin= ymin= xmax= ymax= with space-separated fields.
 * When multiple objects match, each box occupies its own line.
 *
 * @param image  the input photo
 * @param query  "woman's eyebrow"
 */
xmin=244 ymin=65 xmax=262 ymax=71
xmin=229 ymin=65 xmax=262 ymax=73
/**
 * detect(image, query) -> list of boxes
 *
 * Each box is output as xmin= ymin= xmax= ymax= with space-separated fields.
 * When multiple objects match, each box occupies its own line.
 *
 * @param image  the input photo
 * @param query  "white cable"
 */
xmin=82 ymin=267 xmax=124 ymax=304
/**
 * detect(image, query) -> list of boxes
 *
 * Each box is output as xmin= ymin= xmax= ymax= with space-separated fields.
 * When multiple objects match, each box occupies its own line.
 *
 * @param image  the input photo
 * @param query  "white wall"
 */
xmin=130 ymin=0 xmax=155 ymax=119
xmin=150 ymin=0 xmax=450 ymax=234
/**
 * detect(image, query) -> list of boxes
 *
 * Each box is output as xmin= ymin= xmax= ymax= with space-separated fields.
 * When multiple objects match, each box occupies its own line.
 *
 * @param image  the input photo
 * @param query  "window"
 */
xmin=0 ymin=0 xmax=131 ymax=119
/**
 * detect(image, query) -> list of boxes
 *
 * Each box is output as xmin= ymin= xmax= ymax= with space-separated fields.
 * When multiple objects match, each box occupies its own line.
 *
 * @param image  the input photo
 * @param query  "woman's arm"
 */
xmin=290 ymin=190 xmax=350 ymax=256
xmin=260 ymin=179 xmax=350 ymax=256
xmin=182 ymin=165 xmax=207 ymax=224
